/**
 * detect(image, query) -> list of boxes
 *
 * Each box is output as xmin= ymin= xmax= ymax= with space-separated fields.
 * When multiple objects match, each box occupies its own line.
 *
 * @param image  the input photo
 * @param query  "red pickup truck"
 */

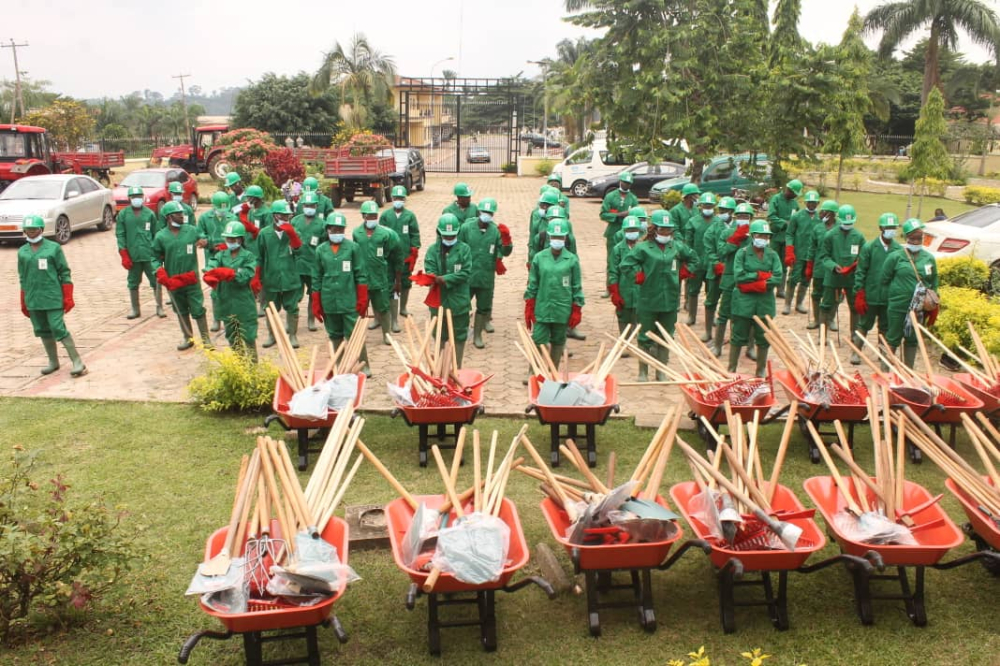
xmin=0 ymin=124 xmax=124 ymax=193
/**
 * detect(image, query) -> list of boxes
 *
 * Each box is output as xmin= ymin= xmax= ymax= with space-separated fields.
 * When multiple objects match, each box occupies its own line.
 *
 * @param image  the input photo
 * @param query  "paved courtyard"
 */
xmin=0 ymin=173 xmax=815 ymax=427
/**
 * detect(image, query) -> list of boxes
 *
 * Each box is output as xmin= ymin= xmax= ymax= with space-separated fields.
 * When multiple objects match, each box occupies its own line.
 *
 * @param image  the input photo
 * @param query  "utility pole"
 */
xmin=172 ymin=73 xmax=192 ymax=133
xmin=2 ymin=39 xmax=29 ymax=123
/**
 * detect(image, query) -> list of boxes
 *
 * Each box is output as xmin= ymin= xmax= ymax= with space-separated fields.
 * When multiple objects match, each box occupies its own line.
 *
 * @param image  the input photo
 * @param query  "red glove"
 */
xmin=635 ymin=271 xmax=646 ymax=285
xmin=714 ymin=262 xmax=725 ymax=277
xmin=757 ymin=271 xmax=773 ymax=281
xmin=214 ymin=242 xmax=228 ymax=252
xmin=784 ymin=246 xmax=796 ymax=267
xmin=525 ymin=298 xmax=536 ymax=329
xmin=240 ymin=202 xmax=250 ymax=215
xmin=119 ymin=248 xmax=133 ymax=270
xmin=249 ymin=267 xmax=262 ymax=295
xmin=356 ymin=284 xmax=369 ymax=316
xmin=495 ymin=258 xmax=507 ymax=275
xmin=240 ymin=217 xmax=259 ymax=239
xmin=568 ymin=303 xmax=582 ymax=329
xmin=727 ymin=225 xmax=749 ymax=245
xmin=854 ymin=289 xmax=868 ymax=315
xmin=738 ymin=279 xmax=768 ymax=294
xmin=424 ymin=283 xmax=441 ymax=308
xmin=609 ymin=283 xmax=624 ymax=311
xmin=173 ymin=271 xmax=198 ymax=289
xmin=679 ymin=264 xmax=694 ymax=280
xmin=213 ymin=267 xmax=237 ymax=282
xmin=836 ymin=261 xmax=858 ymax=275
xmin=20 ymin=290 xmax=29 ymax=317
xmin=61 ymin=284 xmax=75 ymax=313
xmin=310 ymin=292 xmax=325 ymax=323
xmin=403 ymin=246 xmax=419 ymax=272
xmin=805 ymin=261 xmax=814 ymax=280
xmin=411 ymin=271 xmax=436 ymax=287
xmin=155 ymin=267 xmax=172 ymax=287
xmin=279 ymin=223 xmax=301 ymax=249
xmin=497 ymin=223 xmax=512 ymax=246
xmin=203 ymin=272 xmax=220 ymax=288
xmin=926 ymin=307 xmax=939 ymax=326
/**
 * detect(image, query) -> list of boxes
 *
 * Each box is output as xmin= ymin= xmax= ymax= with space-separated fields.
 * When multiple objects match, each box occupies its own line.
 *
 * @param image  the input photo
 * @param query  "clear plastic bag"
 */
xmin=268 ymin=535 xmax=361 ymax=594
xmin=186 ymin=556 xmax=247 ymax=596
xmin=689 ymin=490 xmax=724 ymax=540
xmin=288 ymin=384 xmax=333 ymax=419
xmin=200 ymin=581 xmax=248 ymax=614
xmin=833 ymin=510 xmax=916 ymax=545
xmin=402 ymin=502 xmax=440 ymax=567
xmin=387 ymin=379 xmax=416 ymax=407
xmin=431 ymin=512 xmax=510 ymax=585
xmin=325 ymin=374 xmax=358 ymax=410
xmin=608 ymin=509 xmax=678 ymax=543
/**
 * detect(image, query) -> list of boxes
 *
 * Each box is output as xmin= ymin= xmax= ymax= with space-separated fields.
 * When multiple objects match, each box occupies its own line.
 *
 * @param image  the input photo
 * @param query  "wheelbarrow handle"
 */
xmin=525 ymin=404 xmax=536 ymax=415
xmin=264 ymin=413 xmax=291 ymax=432
xmin=503 ymin=575 xmax=556 ymax=599
xmin=178 ymin=629 xmax=233 ymax=664
xmin=324 ymin=615 xmax=349 ymax=644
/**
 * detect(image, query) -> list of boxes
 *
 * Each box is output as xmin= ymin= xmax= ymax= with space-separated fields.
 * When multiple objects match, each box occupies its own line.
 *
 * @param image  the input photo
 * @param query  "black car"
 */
xmin=381 ymin=148 xmax=426 ymax=192
xmin=520 ymin=132 xmax=562 ymax=149
xmin=585 ymin=161 xmax=686 ymax=201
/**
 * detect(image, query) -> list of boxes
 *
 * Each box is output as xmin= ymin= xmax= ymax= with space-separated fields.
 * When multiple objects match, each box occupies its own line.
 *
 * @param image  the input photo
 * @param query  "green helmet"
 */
xmin=786 ymin=179 xmax=804 ymax=196
xmin=224 ymin=172 xmax=242 ymax=187
xmin=836 ymin=204 xmax=857 ymax=225
xmin=547 ymin=219 xmax=569 ymax=236
xmin=168 ymin=181 xmax=184 ymax=195
xmin=734 ymin=202 xmax=755 ymax=216
xmin=453 ymin=182 xmax=472 ymax=197
xmin=271 ymin=200 xmax=292 ymax=216
xmin=546 ymin=205 xmax=567 ymax=220
xmin=22 ymin=214 xmax=45 ymax=230
xmin=618 ymin=171 xmax=634 ymax=184
xmin=325 ymin=212 xmax=348 ymax=228
xmin=161 ymin=200 xmax=183 ymax=216
xmin=878 ymin=212 xmax=900 ymax=228
xmin=651 ymin=210 xmax=673 ymax=228
xmin=391 ymin=185 xmax=407 ymax=199
xmin=303 ymin=176 xmax=319 ymax=192
xmin=211 ymin=191 xmax=229 ymax=209
xmin=622 ymin=215 xmax=642 ymax=231
xmin=539 ymin=189 xmax=560 ymax=205
xmin=804 ymin=190 xmax=820 ymax=203
xmin=749 ymin=220 xmax=772 ymax=235
xmin=360 ymin=200 xmax=379 ymax=215
xmin=547 ymin=172 xmax=562 ymax=185
xmin=902 ymin=218 xmax=925 ymax=236
xmin=437 ymin=213 xmax=461 ymax=236
xmin=681 ymin=183 xmax=701 ymax=197
xmin=127 ymin=185 xmax=144 ymax=198
xmin=718 ymin=196 xmax=737 ymax=211
xmin=301 ymin=191 xmax=319 ymax=206
xmin=479 ymin=197 xmax=498 ymax=214
xmin=628 ymin=205 xmax=649 ymax=220
xmin=698 ymin=192 xmax=718 ymax=206
xmin=222 ymin=221 xmax=246 ymax=238
xmin=245 ymin=185 xmax=264 ymax=200
xmin=819 ymin=199 xmax=839 ymax=214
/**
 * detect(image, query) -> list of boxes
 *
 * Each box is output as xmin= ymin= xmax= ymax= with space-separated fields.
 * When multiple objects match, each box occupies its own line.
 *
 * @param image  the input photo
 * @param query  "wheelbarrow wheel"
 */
xmin=696 ymin=420 xmax=712 ymax=450
xmin=809 ymin=447 xmax=821 ymax=465
xmin=848 ymin=564 xmax=875 ymax=626
xmin=908 ymin=442 xmax=923 ymax=465
xmin=588 ymin=612 xmax=601 ymax=637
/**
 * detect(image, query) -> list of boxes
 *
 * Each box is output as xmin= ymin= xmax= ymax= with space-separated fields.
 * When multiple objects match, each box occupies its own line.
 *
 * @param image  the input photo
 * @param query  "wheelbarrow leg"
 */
xmin=297 ymin=429 xmax=310 ymax=470
xmin=242 ymin=632 xmax=264 ymax=666
xmin=899 ymin=566 xmax=927 ymax=627
xmin=427 ymin=592 xmax=442 ymax=656
xmin=584 ymin=570 xmax=601 ymax=637
xmin=550 ymin=423 xmax=561 ymax=467
xmin=305 ymin=625 xmax=321 ymax=666
xmin=717 ymin=560 xmax=740 ymax=634
xmin=639 ymin=569 xmax=656 ymax=632
xmin=480 ymin=590 xmax=497 ymax=652
xmin=418 ymin=424 xmax=429 ymax=467
xmin=847 ymin=557 xmax=875 ymax=625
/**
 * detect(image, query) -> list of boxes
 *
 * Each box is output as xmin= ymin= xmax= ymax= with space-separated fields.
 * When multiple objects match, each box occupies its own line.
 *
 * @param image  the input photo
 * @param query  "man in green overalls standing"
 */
xmin=817 ymin=204 xmax=866 ymax=337
xmin=524 ymin=218 xmax=583 ymax=374
xmin=198 ymin=191 xmax=236 ymax=331
xmin=152 ymin=201 xmax=212 ymax=350
xmin=18 ymin=215 xmax=86 ymax=377
xmin=116 ymin=185 xmax=166 ymax=320
xmin=683 ymin=191 xmax=717 ymax=327
xmin=292 ymin=191 xmax=329 ymax=332
xmin=528 ymin=188 xmax=559 ymax=267
xmin=458 ymin=197 xmax=513 ymax=349
xmin=258 ymin=200 xmax=304 ymax=348
xmin=767 ymin=178 xmax=802 ymax=299
xmin=546 ymin=172 xmax=571 ymax=212
xmin=295 ymin=176 xmax=335 ymax=218
xmin=881 ymin=218 xmax=939 ymax=368
xmin=783 ymin=190 xmax=820 ymax=315
xmin=379 ymin=185 xmax=421 ymax=332
xmin=443 ymin=182 xmax=479 ymax=221
xmin=710 ymin=203 xmax=753 ymax=357
xmin=159 ymin=181 xmax=195 ymax=232
xmin=600 ymin=172 xmax=639 ymax=297
xmin=668 ymin=183 xmax=701 ymax=239
xmin=354 ymin=200 xmax=401 ymax=345
xmin=424 ymin=214 xmax=473 ymax=367
xmin=806 ymin=200 xmax=840 ymax=330
xmin=203 ymin=221 xmax=259 ymax=360
xmin=608 ymin=215 xmax=644 ymax=377
xmin=729 ymin=220 xmax=783 ymax=377
xmin=854 ymin=213 xmax=902 ymax=365
xmin=701 ymin=196 xmax=735 ymax=343
xmin=224 ymin=172 xmax=245 ymax=212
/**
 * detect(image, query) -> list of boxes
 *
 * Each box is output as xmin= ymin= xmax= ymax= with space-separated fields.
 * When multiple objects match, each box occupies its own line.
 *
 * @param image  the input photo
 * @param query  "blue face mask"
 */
xmin=393 ymin=200 xmax=405 ymax=210
xmin=753 ymin=238 xmax=769 ymax=249
xmin=550 ymin=239 xmax=566 ymax=251
xmin=328 ymin=232 xmax=345 ymax=243
xmin=655 ymin=234 xmax=673 ymax=245
xmin=906 ymin=243 xmax=922 ymax=253
xmin=737 ymin=218 xmax=750 ymax=227
xmin=172 ymin=194 xmax=183 ymax=203
xmin=701 ymin=207 xmax=714 ymax=217
xmin=882 ymin=229 xmax=897 ymax=239
xmin=225 ymin=241 xmax=241 ymax=251
xmin=25 ymin=233 xmax=43 ymax=244
xmin=303 ymin=207 xmax=317 ymax=217
xmin=719 ymin=213 xmax=731 ymax=222
xmin=130 ymin=197 xmax=144 ymax=208
xmin=442 ymin=237 xmax=457 ymax=247
xmin=624 ymin=231 xmax=640 ymax=242
xmin=365 ymin=219 xmax=378 ymax=230
xmin=479 ymin=213 xmax=493 ymax=224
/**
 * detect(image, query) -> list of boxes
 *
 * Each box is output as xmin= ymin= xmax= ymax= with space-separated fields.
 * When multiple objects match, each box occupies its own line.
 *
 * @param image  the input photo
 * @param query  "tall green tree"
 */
xmin=233 ymin=73 xmax=341 ymax=134
xmin=310 ymin=33 xmax=396 ymax=131
xmin=905 ymin=87 xmax=952 ymax=216
xmin=863 ymin=0 xmax=1000 ymax=104
xmin=21 ymin=100 xmax=95 ymax=151
xmin=547 ymin=38 xmax=599 ymax=143
xmin=825 ymin=9 xmax=873 ymax=197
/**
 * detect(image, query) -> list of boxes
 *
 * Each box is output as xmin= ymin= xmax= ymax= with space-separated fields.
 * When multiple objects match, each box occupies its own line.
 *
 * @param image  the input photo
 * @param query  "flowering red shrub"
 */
xmin=218 ymin=128 xmax=277 ymax=182
xmin=263 ymin=148 xmax=306 ymax=185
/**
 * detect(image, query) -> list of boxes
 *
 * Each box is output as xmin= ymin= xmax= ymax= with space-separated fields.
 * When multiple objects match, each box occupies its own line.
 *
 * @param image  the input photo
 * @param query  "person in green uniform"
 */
xmin=458 ymin=197 xmax=513 ymax=349
xmin=806 ymin=200 xmax=839 ymax=330
xmin=524 ymin=218 xmax=583 ymax=376
xmin=295 ymin=176 xmax=335 ymax=218
xmin=224 ymin=172 xmax=245 ymax=212
xmin=600 ymin=172 xmax=639 ymax=297
xmin=668 ymin=183 xmax=701 ymax=240
xmin=354 ymin=200 xmax=401 ymax=345
xmin=291 ymin=191 xmax=328 ymax=332
xmin=18 ymin=215 xmax=86 ymax=377
xmin=116 ymin=185 xmax=166 ymax=320
xmin=818 ymin=204 xmax=866 ymax=336
xmin=881 ymin=218 xmax=939 ymax=369
xmin=701 ymin=196 xmax=735 ymax=343
xmin=158 ymin=181 xmax=195 ymax=233
xmin=197 ymin=191 xmax=236 ymax=331
xmin=380 ymin=185 xmax=421 ymax=332
xmin=620 ymin=210 xmax=699 ymax=380
xmin=546 ymin=172 xmax=571 ymax=213
xmin=203 ymin=221 xmax=259 ymax=360
xmin=729 ymin=220 xmax=783 ymax=377
xmin=683 ymin=191 xmax=717 ymax=327
xmin=710 ymin=203 xmax=753 ymax=357
xmin=152 ymin=201 xmax=211 ymax=350
xmin=607 ymin=215 xmax=643 ymax=375
xmin=258 ymin=200 xmax=304 ymax=348
xmin=311 ymin=213 xmax=370 ymax=375
xmin=423 ymin=214 xmax=473 ymax=367
xmin=854 ymin=213 xmax=902 ymax=365
xmin=766 ymin=178 xmax=802 ymax=299
xmin=442 ymin=182 xmax=479 ymax=221
xmin=528 ymin=191 xmax=563 ymax=264
xmin=529 ymin=205 xmax=578 ymax=266
xmin=783 ymin=189 xmax=820 ymax=315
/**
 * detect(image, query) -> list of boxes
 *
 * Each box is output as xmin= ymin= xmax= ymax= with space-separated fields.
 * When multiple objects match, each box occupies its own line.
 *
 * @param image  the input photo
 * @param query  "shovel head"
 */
xmin=757 ymin=511 xmax=802 ymax=551
xmin=186 ymin=555 xmax=245 ymax=596
xmin=197 ymin=546 xmax=232 ymax=578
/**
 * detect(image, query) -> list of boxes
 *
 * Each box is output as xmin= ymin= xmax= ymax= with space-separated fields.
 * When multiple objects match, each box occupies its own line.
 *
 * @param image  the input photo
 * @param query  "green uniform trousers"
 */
xmin=223 ymin=313 xmax=258 ymax=347
xmin=858 ymin=304 xmax=889 ymax=338
xmin=430 ymin=308 xmax=470 ymax=342
xmin=264 ymin=288 xmax=301 ymax=315
xmin=821 ymin=286 xmax=850 ymax=311
xmin=885 ymin=308 xmax=917 ymax=349
xmin=704 ymin=275 xmax=721 ymax=310
xmin=168 ymin=284 xmax=205 ymax=318
xmin=299 ymin=273 xmax=313 ymax=296
xmin=788 ymin=260 xmax=809 ymax=287
xmin=127 ymin=261 xmax=156 ymax=290
xmin=685 ymin=271 xmax=708 ymax=302
xmin=471 ymin=285 xmax=495 ymax=317
xmin=731 ymin=315 xmax=766 ymax=347
xmin=323 ymin=312 xmax=359 ymax=342
xmin=532 ymin=322 xmax=567 ymax=346
xmin=616 ymin=307 xmax=638 ymax=328
xmin=369 ymin=288 xmax=391 ymax=315
xmin=638 ymin=310 xmax=678 ymax=346
xmin=29 ymin=308 xmax=69 ymax=340
xmin=716 ymin=278 xmax=736 ymax=325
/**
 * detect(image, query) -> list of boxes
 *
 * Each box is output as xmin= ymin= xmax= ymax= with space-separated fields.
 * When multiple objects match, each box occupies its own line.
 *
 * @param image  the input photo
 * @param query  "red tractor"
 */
xmin=150 ymin=124 xmax=230 ymax=179
xmin=0 ymin=124 xmax=124 ymax=194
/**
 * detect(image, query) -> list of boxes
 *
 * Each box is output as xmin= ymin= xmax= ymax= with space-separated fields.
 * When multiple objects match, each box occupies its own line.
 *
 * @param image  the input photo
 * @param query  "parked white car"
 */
xmin=925 ymin=204 xmax=1000 ymax=268
xmin=0 ymin=174 xmax=114 ymax=244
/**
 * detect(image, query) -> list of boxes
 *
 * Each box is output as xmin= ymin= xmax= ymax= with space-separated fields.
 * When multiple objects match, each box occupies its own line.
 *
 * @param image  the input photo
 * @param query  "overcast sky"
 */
xmin=5 ymin=0 xmax=997 ymax=102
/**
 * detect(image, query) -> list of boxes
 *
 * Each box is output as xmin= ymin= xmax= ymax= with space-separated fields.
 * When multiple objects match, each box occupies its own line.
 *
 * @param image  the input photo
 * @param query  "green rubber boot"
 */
xmin=154 ymin=285 xmax=167 ymax=318
xmin=307 ymin=309 xmax=317 ymax=332
xmin=61 ymin=334 xmax=87 ymax=377
xmin=195 ymin=315 xmax=214 ymax=350
xmin=902 ymin=343 xmax=918 ymax=370
xmin=728 ymin=345 xmax=743 ymax=373
xmin=655 ymin=345 xmax=669 ymax=381
xmin=701 ymin=307 xmax=715 ymax=342
xmin=287 ymin=311 xmax=300 ymax=349
xmin=257 ymin=293 xmax=266 ymax=318
xmin=711 ymin=322 xmax=726 ymax=358
xmin=398 ymin=288 xmax=411 ymax=317
xmin=455 ymin=341 xmax=466 ymax=369
xmin=176 ymin=314 xmax=194 ymax=351
xmin=390 ymin=298 xmax=401 ymax=333
xmin=127 ymin=289 xmax=141 ymax=319
xmin=795 ymin=284 xmax=809 ymax=314
xmin=828 ymin=304 xmax=839 ymax=331
xmin=359 ymin=344 xmax=371 ymax=377
xmin=755 ymin=344 xmax=769 ymax=378
xmin=473 ymin=313 xmax=487 ymax=349
xmin=368 ymin=313 xmax=381 ymax=330
xmin=40 ymin=337 xmax=60 ymax=375
xmin=746 ymin=337 xmax=757 ymax=361
xmin=685 ymin=295 xmax=698 ymax=326
xmin=566 ymin=327 xmax=586 ymax=341
xmin=484 ymin=315 xmax=495 ymax=333
xmin=550 ymin=344 xmax=566 ymax=371
xmin=262 ymin=317 xmax=277 ymax=348
xmin=210 ymin=314 xmax=222 ymax=332
xmin=806 ymin=297 xmax=821 ymax=330
xmin=782 ymin=289 xmax=794 ymax=315
xmin=379 ymin=312 xmax=392 ymax=345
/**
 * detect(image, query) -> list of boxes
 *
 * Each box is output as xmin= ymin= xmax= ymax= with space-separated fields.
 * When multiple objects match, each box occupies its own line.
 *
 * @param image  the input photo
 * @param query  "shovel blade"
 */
xmin=776 ymin=521 xmax=803 ymax=551
xmin=198 ymin=548 xmax=232 ymax=577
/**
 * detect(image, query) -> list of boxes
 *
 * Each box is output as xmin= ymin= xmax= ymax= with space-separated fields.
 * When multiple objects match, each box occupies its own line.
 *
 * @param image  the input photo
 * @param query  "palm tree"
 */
xmin=310 ymin=33 xmax=396 ymax=131
xmin=863 ymin=0 xmax=1000 ymax=104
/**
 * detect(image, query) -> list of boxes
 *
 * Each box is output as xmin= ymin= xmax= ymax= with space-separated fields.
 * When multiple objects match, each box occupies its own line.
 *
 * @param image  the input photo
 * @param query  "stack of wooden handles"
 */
xmin=516 ymin=321 xmax=636 ymax=385
xmin=266 ymin=303 xmax=366 ymax=393
xmin=386 ymin=310 xmax=462 ymax=395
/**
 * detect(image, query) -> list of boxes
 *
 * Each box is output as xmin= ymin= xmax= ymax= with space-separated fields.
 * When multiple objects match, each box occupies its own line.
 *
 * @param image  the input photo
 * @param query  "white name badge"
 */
xmin=310 ymin=236 xmax=319 ymax=246
xmin=672 ymin=260 xmax=677 ymax=271
xmin=376 ymin=247 xmax=384 ymax=257
xmin=562 ymin=276 xmax=570 ymax=287
xmin=186 ymin=244 xmax=194 ymax=255
xmin=850 ymin=245 xmax=859 ymax=255
xmin=454 ymin=264 xmax=462 ymax=272
xmin=145 ymin=222 xmax=151 ymax=231
xmin=343 ymin=261 xmax=351 ymax=272
xmin=402 ymin=225 xmax=409 ymax=234
xmin=925 ymin=264 xmax=932 ymax=276
xmin=489 ymin=244 xmax=495 ymax=254
xmin=38 ymin=258 xmax=48 ymax=270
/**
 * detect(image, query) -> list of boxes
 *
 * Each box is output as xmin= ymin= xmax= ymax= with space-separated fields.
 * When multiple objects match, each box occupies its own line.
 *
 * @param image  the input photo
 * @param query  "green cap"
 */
xmin=628 ymin=205 xmax=649 ymax=220
xmin=211 ymin=191 xmax=229 ymax=209
xmin=546 ymin=205 xmax=567 ymax=220
xmin=360 ymin=200 xmax=379 ymax=215
xmin=651 ymin=210 xmax=673 ymax=228
xmin=325 ymin=213 xmax=348 ymax=228
xmin=453 ymin=182 xmax=472 ymax=197
xmin=224 ymin=172 xmax=241 ymax=187
xmin=222 ymin=221 xmax=246 ymax=238
xmin=819 ymin=199 xmax=839 ymax=214
xmin=22 ymin=214 xmax=45 ymax=230
xmin=618 ymin=171 xmax=634 ymax=184
xmin=539 ymin=189 xmax=559 ymax=205
xmin=271 ymin=200 xmax=292 ymax=216
xmin=161 ymin=201 xmax=183 ymax=216
xmin=837 ymin=204 xmax=857 ymax=225
xmin=127 ymin=186 xmax=144 ymax=198
xmin=245 ymin=185 xmax=264 ymax=199
xmin=303 ymin=176 xmax=319 ymax=191
xmin=719 ymin=196 xmax=737 ymax=210
xmin=547 ymin=172 xmax=562 ymax=185
xmin=437 ymin=213 xmax=461 ymax=235
xmin=547 ymin=219 xmax=569 ymax=236
xmin=301 ymin=191 xmax=319 ymax=206
xmin=786 ymin=179 xmax=804 ymax=195
xmin=391 ymin=185 xmax=408 ymax=199
xmin=804 ymin=190 xmax=820 ymax=203
xmin=698 ymin=192 xmax=718 ymax=206
xmin=878 ymin=212 xmax=900 ymax=228
xmin=479 ymin=197 xmax=498 ymax=214
xmin=734 ymin=202 xmax=754 ymax=216
xmin=681 ymin=183 xmax=701 ymax=197
xmin=168 ymin=182 xmax=184 ymax=195
xmin=749 ymin=220 xmax=772 ymax=235
xmin=902 ymin=218 xmax=925 ymax=235
xmin=622 ymin=215 xmax=642 ymax=231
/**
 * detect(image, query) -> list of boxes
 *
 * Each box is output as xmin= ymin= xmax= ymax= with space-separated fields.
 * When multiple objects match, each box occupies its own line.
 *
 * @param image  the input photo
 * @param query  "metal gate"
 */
xmin=396 ymin=77 xmax=526 ymax=173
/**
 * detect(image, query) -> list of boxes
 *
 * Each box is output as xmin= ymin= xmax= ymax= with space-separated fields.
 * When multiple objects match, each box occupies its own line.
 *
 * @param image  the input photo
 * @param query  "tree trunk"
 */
xmin=917 ymin=177 xmax=926 ymax=218
xmin=922 ymin=25 xmax=942 ymax=105
xmin=905 ymin=179 xmax=915 ymax=219
xmin=690 ymin=159 xmax=705 ymax=184
xmin=835 ymin=154 xmax=844 ymax=199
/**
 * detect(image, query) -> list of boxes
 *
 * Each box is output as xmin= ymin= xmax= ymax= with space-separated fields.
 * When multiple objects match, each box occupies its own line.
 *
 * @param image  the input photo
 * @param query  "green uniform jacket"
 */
xmin=818 ymin=227 xmax=866 ymax=290
xmin=157 ymin=201 xmax=196 ymax=234
xmin=206 ymin=248 xmax=257 ymax=320
xmin=379 ymin=208 xmax=421 ymax=254
xmin=620 ymin=240 xmax=699 ymax=312
xmin=528 ymin=208 xmax=547 ymax=259
xmin=313 ymin=240 xmax=367 ymax=314
xmin=881 ymin=248 xmax=939 ymax=312
xmin=197 ymin=209 xmax=235 ymax=251
xmin=524 ymin=249 xmax=584 ymax=324
xmin=457 ymin=219 xmax=513 ymax=289
xmin=257 ymin=227 xmax=302 ymax=292
xmin=227 ymin=191 xmax=244 ymax=212
xmin=685 ymin=213 xmax=716 ymax=274
xmin=442 ymin=202 xmax=479 ymax=221
xmin=668 ymin=202 xmax=696 ymax=238
xmin=151 ymin=224 xmax=201 ymax=275
xmin=731 ymin=246 xmax=783 ymax=318
xmin=766 ymin=192 xmax=799 ymax=245
xmin=529 ymin=220 xmax=578 ymax=265
xmin=855 ymin=237 xmax=903 ymax=306
xmin=703 ymin=219 xmax=728 ymax=270
xmin=352 ymin=224 xmax=401 ymax=291
xmin=241 ymin=205 xmax=273 ymax=257
xmin=607 ymin=239 xmax=642 ymax=309
xmin=600 ymin=189 xmax=639 ymax=239
xmin=717 ymin=223 xmax=751 ymax=283
xmin=786 ymin=209 xmax=818 ymax=257
xmin=291 ymin=213 xmax=329 ymax=277
xmin=295 ymin=193 xmax=335 ymax=218
xmin=808 ymin=223 xmax=836 ymax=285
xmin=18 ymin=239 xmax=71 ymax=310
xmin=424 ymin=241 xmax=472 ymax=315
xmin=115 ymin=206 xmax=158 ymax=261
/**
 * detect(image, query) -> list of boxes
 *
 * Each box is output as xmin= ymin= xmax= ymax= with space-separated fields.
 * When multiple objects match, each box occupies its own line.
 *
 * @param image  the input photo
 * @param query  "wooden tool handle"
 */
xmin=423 ymin=566 xmax=442 ymax=593
xmin=766 ymin=400 xmax=798 ymax=504
xmin=675 ymin=437 xmax=759 ymax=512
xmin=719 ymin=443 xmax=771 ymax=511
xmin=520 ymin=434 xmax=576 ymax=521
xmin=566 ymin=439 xmax=608 ymax=493
xmin=223 ymin=449 xmax=259 ymax=556
xmin=356 ymin=441 xmax=418 ymax=510
xmin=805 ymin=422 xmax=863 ymax=515
xmin=259 ymin=438 xmax=294 ymax=553
xmin=432 ymin=445 xmax=465 ymax=518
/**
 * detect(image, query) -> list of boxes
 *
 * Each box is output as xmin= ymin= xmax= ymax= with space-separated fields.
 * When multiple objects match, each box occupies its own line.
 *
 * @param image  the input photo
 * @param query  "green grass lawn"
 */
xmin=2 ymin=398 xmax=999 ymax=665
xmin=831 ymin=191 xmax=977 ymax=239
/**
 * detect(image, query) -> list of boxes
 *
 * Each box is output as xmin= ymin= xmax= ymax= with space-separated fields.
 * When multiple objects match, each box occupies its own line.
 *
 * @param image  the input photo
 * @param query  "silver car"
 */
xmin=0 ymin=174 xmax=114 ymax=244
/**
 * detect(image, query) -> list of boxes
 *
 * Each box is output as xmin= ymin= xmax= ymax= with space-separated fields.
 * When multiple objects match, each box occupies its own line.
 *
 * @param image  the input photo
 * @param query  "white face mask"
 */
xmin=130 ymin=197 xmax=144 ymax=208
xmin=304 ymin=207 xmax=317 ymax=217
xmin=655 ymin=234 xmax=673 ymax=245
xmin=328 ymin=232 xmax=344 ymax=243
xmin=737 ymin=218 xmax=750 ymax=227
xmin=442 ymin=237 xmax=457 ymax=247
xmin=618 ymin=186 xmax=629 ymax=194
xmin=624 ymin=231 xmax=640 ymax=242
xmin=719 ymin=213 xmax=731 ymax=222
xmin=393 ymin=200 xmax=405 ymax=210
xmin=479 ymin=213 xmax=493 ymax=224
xmin=225 ymin=241 xmax=241 ymax=251
xmin=275 ymin=230 xmax=284 ymax=239
xmin=172 ymin=194 xmax=183 ymax=203
xmin=701 ymin=207 xmax=714 ymax=217
xmin=550 ymin=239 xmax=566 ymax=251
xmin=882 ymin=229 xmax=897 ymax=239
xmin=170 ymin=219 xmax=182 ymax=228
xmin=365 ymin=219 xmax=378 ymax=230
xmin=840 ymin=224 xmax=854 ymax=231
xmin=25 ymin=233 xmax=43 ymax=244
xmin=753 ymin=238 xmax=769 ymax=249
xmin=906 ymin=243 xmax=922 ymax=253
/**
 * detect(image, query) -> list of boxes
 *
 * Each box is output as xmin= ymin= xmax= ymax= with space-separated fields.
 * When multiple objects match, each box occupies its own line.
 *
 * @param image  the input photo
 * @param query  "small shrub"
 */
xmin=963 ymin=185 xmax=1000 ymax=205
xmin=534 ymin=159 xmax=555 ymax=177
xmin=263 ymin=148 xmax=306 ymax=187
xmin=187 ymin=340 xmax=279 ymax=412
xmin=938 ymin=256 xmax=990 ymax=290
xmin=339 ymin=132 xmax=391 ymax=156
xmin=251 ymin=173 xmax=282 ymax=204
xmin=501 ymin=162 xmax=517 ymax=174
xmin=936 ymin=286 xmax=1000 ymax=356
xmin=921 ymin=177 xmax=949 ymax=198
xmin=660 ymin=188 xmax=682 ymax=209
xmin=219 ymin=128 xmax=278 ymax=184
